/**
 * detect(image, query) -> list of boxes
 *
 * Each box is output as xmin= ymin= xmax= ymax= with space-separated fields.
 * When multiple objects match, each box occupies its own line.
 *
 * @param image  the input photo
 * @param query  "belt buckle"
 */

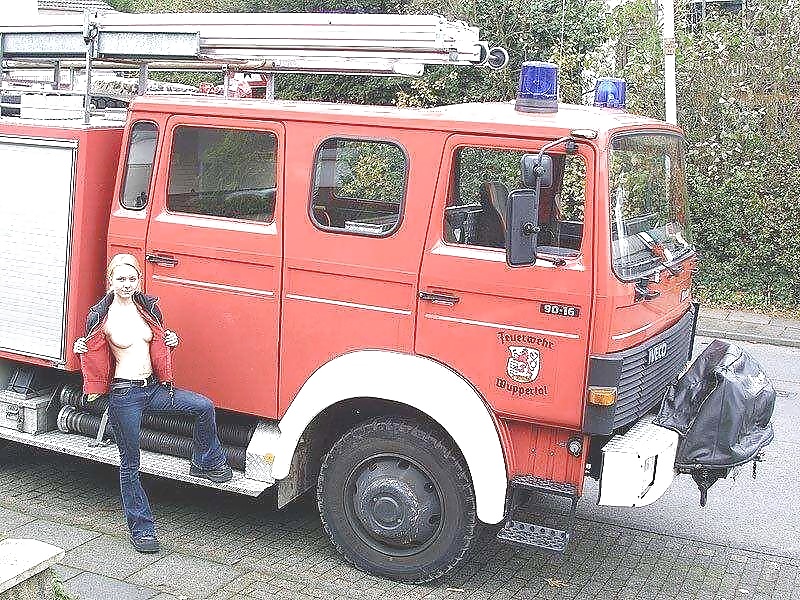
xmin=139 ymin=378 xmax=148 ymax=387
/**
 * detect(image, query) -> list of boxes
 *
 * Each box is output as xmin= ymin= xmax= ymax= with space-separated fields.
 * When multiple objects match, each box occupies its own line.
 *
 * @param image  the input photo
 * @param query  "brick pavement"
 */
xmin=1 ymin=444 xmax=798 ymax=600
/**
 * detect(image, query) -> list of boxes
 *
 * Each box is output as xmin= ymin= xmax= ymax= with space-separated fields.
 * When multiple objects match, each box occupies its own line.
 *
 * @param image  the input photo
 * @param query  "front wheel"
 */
xmin=317 ymin=418 xmax=477 ymax=583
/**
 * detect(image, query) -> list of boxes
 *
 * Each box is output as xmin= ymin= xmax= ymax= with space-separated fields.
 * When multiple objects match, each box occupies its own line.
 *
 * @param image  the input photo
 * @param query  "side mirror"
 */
xmin=521 ymin=154 xmax=553 ymax=188
xmin=506 ymin=189 xmax=540 ymax=267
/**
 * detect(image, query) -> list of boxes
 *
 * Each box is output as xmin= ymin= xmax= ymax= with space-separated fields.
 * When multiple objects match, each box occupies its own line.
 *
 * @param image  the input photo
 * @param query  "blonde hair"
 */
xmin=107 ymin=253 xmax=142 ymax=286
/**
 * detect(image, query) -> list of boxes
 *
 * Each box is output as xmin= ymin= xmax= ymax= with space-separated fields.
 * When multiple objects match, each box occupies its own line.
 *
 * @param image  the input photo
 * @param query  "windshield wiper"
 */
xmin=636 ymin=232 xmax=683 ymax=276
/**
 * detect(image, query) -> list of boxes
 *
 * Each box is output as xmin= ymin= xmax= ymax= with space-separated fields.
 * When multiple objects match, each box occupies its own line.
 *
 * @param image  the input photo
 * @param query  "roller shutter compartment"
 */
xmin=0 ymin=136 xmax=77 ymax=362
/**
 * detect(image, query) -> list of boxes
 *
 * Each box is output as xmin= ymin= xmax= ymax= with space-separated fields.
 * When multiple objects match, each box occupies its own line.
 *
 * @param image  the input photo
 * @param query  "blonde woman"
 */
xmin=73 ymin=254 xmax=231 ymax=553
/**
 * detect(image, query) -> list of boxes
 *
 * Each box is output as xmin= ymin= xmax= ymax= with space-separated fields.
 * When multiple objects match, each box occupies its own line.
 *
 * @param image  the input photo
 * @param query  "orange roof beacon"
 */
xmin=0 ymin=11 xmax=772 ymax=584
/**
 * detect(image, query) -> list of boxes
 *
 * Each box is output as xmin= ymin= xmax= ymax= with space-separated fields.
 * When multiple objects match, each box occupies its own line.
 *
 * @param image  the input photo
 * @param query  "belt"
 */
xmin=110 ymin=374 xmax=158 ymax=391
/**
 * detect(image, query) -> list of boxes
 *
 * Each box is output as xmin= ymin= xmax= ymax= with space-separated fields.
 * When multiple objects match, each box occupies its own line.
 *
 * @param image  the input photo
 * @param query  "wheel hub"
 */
xmin=352 ymin=458 xmax=441 ymax=549
xmin=373 ymin=497 xmax=401 ymax=525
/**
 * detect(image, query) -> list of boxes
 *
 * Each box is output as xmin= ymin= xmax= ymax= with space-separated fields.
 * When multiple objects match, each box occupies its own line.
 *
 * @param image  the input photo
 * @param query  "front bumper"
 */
xmin=597 ymin=417 xmax=679 ymax=507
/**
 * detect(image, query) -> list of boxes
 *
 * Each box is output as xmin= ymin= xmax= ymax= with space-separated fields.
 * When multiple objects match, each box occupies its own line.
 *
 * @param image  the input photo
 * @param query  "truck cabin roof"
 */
xmin=130 ymin=95 xmax=681 ymax=145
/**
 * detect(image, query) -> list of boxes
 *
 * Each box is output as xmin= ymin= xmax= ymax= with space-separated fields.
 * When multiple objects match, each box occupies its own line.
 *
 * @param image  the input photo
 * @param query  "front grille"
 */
xmin=610 ymin=309 xmax=695 ymax=430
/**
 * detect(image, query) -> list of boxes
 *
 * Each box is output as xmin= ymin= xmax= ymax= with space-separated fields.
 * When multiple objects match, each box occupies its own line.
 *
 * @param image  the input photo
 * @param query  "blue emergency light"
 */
xmin=515 ymin=61 xmax=559 ymax=113
xmin=593 ymin=77 xmax=627 ymax=109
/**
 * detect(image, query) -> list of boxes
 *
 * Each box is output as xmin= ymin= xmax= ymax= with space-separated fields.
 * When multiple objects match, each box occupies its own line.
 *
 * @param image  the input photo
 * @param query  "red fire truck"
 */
xmin=0 ymin=10 xmax=724 ymax=584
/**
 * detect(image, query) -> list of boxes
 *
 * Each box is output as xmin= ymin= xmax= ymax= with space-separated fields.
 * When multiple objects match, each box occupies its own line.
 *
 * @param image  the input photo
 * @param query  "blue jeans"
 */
xmin=107 ymin=384 xmax=227 ymax=538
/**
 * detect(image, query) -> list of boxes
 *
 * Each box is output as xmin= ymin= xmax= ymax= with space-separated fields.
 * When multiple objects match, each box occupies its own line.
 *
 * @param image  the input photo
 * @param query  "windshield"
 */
xmin=609 ymin=133 xmax=692 ymax=280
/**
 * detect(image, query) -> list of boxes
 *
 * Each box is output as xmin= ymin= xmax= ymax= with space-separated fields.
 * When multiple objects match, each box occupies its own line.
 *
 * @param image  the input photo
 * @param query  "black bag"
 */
xmin=655 ymin=339 xmax=775 ymax=505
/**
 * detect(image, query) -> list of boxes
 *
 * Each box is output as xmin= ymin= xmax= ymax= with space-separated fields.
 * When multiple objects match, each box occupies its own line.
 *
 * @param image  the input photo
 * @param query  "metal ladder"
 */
xmin=1 ymin=11 xmax=508 ymax=122
xmin=0 ymin=11 xmax=507 ymax=73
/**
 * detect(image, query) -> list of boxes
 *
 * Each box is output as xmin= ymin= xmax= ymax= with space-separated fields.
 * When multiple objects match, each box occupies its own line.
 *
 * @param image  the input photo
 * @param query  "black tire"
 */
xmin=317 ymin=417 xmax=476 ymax=583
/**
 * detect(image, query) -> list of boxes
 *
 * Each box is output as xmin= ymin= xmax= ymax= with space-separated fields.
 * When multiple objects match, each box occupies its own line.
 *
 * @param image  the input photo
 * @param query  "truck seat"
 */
xmin=474 ymin=181 xmax=508 ymax=248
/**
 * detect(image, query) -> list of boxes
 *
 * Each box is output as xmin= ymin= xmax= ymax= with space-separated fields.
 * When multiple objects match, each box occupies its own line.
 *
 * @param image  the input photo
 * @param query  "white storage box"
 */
xmin=597 ymin=417 xmax=679 ymax=508
xmin=0 ymin=390 xmax=57 ymax=435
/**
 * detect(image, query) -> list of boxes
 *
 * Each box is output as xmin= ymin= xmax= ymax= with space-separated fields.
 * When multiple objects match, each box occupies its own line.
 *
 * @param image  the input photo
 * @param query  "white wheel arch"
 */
xmin=274 ymin=350 xmax=508 ymax=524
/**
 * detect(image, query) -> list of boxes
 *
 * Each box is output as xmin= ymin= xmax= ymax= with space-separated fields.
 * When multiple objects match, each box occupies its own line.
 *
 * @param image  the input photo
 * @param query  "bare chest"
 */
xmin=104 ymin=305 xmax=153 ymax=349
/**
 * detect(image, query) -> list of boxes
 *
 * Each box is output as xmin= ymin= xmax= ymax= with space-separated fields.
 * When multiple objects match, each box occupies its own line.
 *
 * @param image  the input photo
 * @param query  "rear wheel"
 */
xmin=317 ymin=417 xmax=476 ymax=583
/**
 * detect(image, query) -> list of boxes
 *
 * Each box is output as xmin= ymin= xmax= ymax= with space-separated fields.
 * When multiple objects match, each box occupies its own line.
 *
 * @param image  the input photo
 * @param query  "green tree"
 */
xmin=596 ymin=0 xmax=665 ymax=118
xmin=597 ymin=0 xmax=800 ymax=311
xmin=399 ymin=0 xmax=606 ymax=106
xmin=678 ymin=0 xmax=800 ymax=310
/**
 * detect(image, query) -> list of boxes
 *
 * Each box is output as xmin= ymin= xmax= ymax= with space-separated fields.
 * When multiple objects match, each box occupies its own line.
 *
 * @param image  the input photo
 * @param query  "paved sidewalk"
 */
xmin=1 ymin=445 xmax=799 ymax=600
xmin=697 ymin=307 xmax=800 ymax=348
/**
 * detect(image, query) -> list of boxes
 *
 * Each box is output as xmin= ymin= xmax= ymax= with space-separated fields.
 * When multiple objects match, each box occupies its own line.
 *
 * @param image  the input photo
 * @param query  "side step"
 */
xmin=0 ymin=427 xmax=274 ymax=497
xmin=496 ymin=475 xmax=578 ymax=553
xmin=496 ymin=520 xmax=569 ymax=553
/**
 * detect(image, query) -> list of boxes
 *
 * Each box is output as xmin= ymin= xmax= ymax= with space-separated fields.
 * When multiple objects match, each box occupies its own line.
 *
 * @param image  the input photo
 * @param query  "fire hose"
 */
xmin=57 ymin=393 xmax=249 ymax=471
xmin=58 ymin=384 xmax=256 ymax=448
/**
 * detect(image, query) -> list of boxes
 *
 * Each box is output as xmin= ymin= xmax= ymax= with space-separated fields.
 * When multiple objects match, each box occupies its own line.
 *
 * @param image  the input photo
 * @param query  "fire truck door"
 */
xmin=415 ymin=135 xmax=594 ymax=429
xmin=278 ymin=126 xmax=439 ymax=416
xmin=144 ymin=116 xmax=284 ymax=418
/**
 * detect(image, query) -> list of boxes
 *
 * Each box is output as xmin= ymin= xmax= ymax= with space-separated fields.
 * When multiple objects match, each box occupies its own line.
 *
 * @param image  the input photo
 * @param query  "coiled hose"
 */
xmin=57 ymin=405 xmax=247 ymax=471
xmin=58 ymin=384 xmax=256 ymax=447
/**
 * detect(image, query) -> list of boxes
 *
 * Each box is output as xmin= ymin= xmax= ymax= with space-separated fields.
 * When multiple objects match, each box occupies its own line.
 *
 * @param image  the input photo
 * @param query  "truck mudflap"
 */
xmin=655 ymin=339 xmax=775 ymax=506
xmin=597 ymin=417 xmax=679 ymax=507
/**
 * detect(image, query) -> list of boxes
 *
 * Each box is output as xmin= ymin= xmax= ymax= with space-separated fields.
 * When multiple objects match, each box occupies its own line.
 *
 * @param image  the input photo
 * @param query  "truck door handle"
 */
xmin=419 ymin=290 xmax=460 ymax=306
xmin=145 ymin=253 xmax=179 ymax=267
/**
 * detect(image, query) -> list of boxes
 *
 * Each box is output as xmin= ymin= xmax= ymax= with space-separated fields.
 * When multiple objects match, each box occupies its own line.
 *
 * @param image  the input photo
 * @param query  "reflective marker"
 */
xmin=588 ymin=386 xmax=617 ymax=406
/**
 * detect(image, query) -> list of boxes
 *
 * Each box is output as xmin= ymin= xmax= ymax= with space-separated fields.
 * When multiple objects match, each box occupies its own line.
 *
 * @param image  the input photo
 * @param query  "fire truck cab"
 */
xmin=0 ymin=15 xmax=702 ymax=583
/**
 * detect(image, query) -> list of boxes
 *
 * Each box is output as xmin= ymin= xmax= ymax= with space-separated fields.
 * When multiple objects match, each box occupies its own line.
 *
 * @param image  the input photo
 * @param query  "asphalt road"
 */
xmin=579 ymin=337 xmax=800 ymax=560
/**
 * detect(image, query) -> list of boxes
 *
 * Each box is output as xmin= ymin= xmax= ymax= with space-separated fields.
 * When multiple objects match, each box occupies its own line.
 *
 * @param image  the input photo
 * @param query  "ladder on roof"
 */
xmin=0 ymin=11 xmax=508 ymax=76
xmin=0 ymin=11 xmax=508 ymax=123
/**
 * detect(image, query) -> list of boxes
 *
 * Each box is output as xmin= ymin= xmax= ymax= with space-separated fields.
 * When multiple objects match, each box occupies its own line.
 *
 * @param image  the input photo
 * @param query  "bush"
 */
xmin=679 ymin=0 xmax=800 ymax=311
xmin=600 ymin=0 xmax=800 ymax=311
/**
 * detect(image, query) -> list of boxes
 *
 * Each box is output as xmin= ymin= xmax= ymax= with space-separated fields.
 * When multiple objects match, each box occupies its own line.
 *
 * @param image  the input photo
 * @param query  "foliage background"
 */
xmin=601 ymin=0 xmax=800 ymax=312
xmin=108 ymin=0 xmax=800 ymax=312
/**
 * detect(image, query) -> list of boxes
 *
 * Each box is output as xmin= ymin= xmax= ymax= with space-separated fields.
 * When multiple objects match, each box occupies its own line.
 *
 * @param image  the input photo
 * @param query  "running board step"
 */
xmin=0 ymin=427 xmax=274 ymax=496
xmin=496 ymin=475 xmax=579 ymax=553
xmin=496 ymin=520 xmax=570 ymax=553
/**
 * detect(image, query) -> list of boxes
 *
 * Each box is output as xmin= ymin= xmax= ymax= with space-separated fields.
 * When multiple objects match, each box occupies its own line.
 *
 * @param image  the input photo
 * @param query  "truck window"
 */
xmin=120 ymin=121 xmax=158 ymax=210
xmin=309 ymin=138 xmax=406 ymax=236
xmin=609 ymin=133 xmax=692 ymax=280
xmin=167 ymin=126 xmax=277 ymax=222
xmin=444 ymin=147 xmax=586 ymax=256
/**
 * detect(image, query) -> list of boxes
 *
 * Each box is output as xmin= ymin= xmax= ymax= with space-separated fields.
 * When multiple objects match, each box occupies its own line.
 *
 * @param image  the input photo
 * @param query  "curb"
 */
xmin=695 ymin=326 xmax=800 ymax=349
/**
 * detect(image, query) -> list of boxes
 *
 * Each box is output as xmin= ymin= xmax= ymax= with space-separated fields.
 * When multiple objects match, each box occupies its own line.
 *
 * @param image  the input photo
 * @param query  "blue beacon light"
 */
xmin=593 ymin=77 xmax=627 ymax=109
xmin=515 ymin=61 xmax=559 ymax=113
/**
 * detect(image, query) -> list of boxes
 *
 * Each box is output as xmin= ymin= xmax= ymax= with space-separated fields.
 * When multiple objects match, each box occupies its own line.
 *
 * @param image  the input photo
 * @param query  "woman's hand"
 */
xmin=164 ymin=330 xmax=179 ymax=348
xmin=73 ymin=338 xmax=88 ymax=355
